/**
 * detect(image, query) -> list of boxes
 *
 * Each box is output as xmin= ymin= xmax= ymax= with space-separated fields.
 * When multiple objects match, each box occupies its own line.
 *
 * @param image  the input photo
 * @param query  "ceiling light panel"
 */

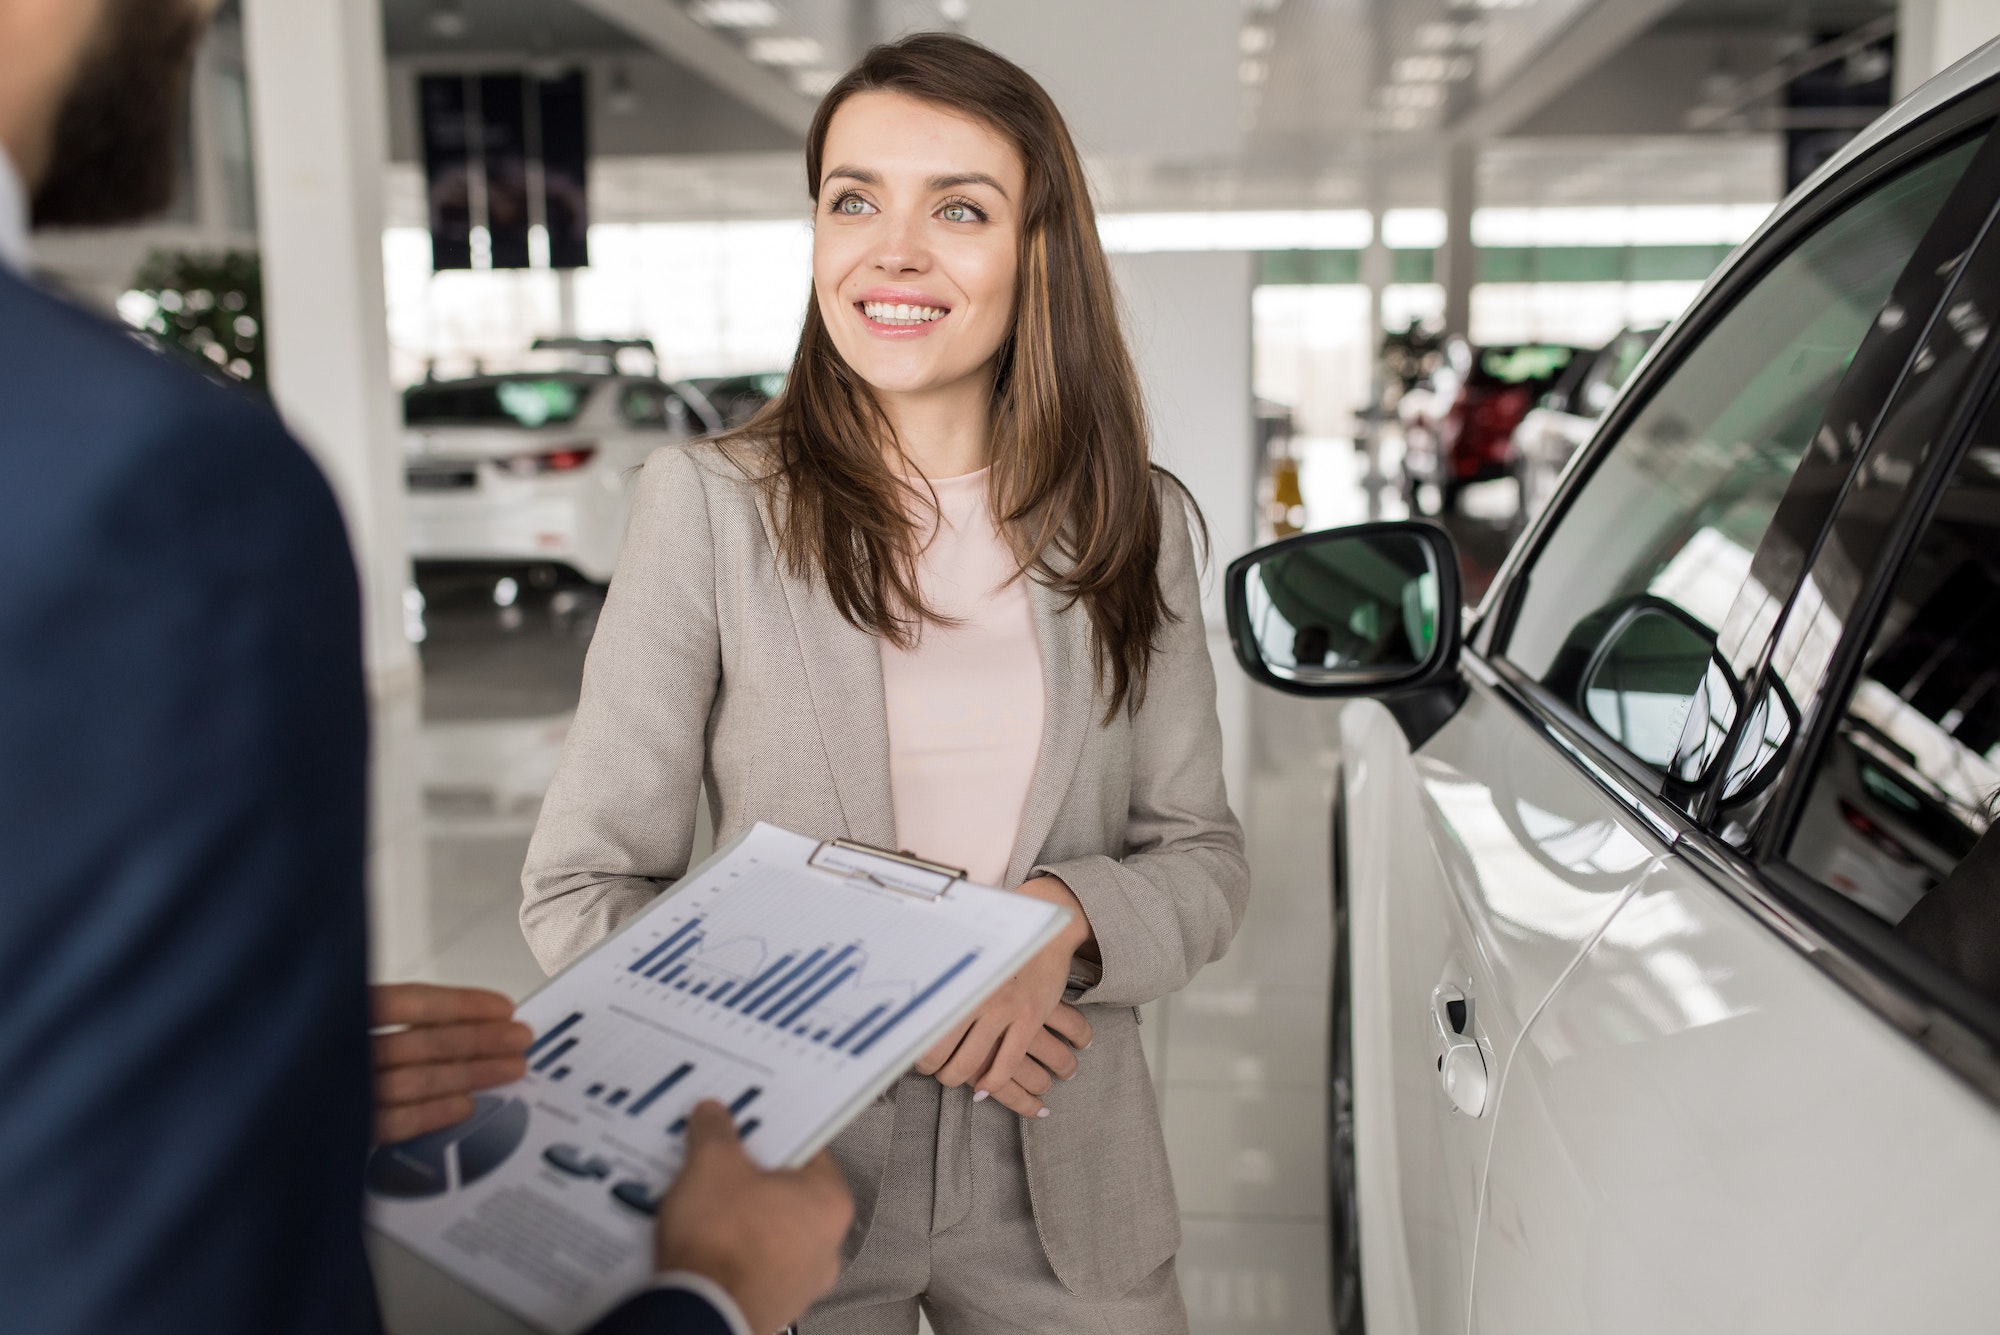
xmin=746 ymin=35 xmax=825 ymax=66
xmin=1379 ymin=83 xmax=1446 ymax=109
xmin=1394 ymin=55 xmax=1474 ymax=82
xmin=688 ymin=0 xmax=783 ymax=27
xmin=1414 ymin=21 xmax=1482 ymax=50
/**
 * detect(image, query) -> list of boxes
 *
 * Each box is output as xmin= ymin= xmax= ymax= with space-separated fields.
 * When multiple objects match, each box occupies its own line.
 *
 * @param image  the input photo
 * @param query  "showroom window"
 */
xmin=1786 ymin=417 xmax=2000 ymax=1003
xmin=1500 ymin=135 xmax=1985 ymax=789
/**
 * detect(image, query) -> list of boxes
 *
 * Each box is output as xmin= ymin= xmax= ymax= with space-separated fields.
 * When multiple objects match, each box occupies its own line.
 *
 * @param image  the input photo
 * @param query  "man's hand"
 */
xmin=371 ymin=983 xmax=532 ymax=1144
xmin=911 ymin=876 xmax=1094 ymax=1119
xmin=659 ymin=1101 xmax=854 ymax=1335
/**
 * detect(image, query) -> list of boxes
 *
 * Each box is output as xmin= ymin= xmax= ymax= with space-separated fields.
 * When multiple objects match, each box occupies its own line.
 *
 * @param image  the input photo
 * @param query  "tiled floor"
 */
xmin=369 ymin=557 xmax=1348 ymax=1333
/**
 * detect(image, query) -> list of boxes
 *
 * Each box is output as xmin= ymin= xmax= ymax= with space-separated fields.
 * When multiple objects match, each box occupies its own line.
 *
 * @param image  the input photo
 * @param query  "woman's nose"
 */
xmin=873 ymin=210 xmax=930 ymax=274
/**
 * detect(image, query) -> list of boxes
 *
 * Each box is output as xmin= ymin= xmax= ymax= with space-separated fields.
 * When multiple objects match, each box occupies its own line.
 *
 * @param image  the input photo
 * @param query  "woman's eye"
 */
xmin=835 ymin=195 xmax=872 ymax=216
xmin=939 ymin=203 xmax=982 ymax=223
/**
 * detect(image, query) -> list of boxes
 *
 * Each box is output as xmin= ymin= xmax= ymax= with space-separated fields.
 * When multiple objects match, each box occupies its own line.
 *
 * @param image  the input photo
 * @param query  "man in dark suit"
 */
xmin=0 ymin=2 xmax=849 ymax=1332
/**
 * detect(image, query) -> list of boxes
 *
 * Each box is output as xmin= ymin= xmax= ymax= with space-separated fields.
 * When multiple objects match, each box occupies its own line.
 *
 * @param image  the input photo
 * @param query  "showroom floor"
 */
xmin=365 ymin=440 xmax=1467 ymax=1333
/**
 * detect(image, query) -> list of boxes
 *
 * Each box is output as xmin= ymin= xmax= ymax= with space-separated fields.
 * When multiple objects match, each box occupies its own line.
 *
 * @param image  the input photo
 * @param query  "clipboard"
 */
xmin=807 ymin=839 xmax=966 ymax=899
xmin=366 ymin=821 xmax=1070 ymax=1335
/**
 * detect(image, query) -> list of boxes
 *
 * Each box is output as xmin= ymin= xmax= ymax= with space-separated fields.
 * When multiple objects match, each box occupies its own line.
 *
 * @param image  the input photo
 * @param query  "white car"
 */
xmin=1228 ymin=40 xmax=2000 ymax=1335
xmin=1511 ymin=326 xmax=1658 ymax=522
xmin=403 ymin=370 xmax=723 ymax=584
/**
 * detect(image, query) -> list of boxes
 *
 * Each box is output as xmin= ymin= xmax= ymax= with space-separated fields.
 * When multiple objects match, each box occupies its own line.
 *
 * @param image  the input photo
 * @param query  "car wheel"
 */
xmin=1328 ymin=778 xmax=1364 ymax=1333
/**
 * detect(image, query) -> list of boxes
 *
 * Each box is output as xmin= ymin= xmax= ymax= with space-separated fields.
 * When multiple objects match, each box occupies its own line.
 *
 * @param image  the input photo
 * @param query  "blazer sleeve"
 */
xmin=586 ymin=1284 xmax=741 ymax=1335
xmin=0 ymin=385 xmax=377 ymax=1334
xmin=1033 ymin=485 xmax=1251 ymax=1008
xmin=521 ymin=446 xmax=721 ymax=973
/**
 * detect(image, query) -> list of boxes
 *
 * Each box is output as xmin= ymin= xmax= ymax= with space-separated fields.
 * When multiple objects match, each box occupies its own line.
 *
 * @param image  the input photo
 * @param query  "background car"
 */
xmin=1511 ymin=325 xmax=1660 ymax=521
xmin=403 ymin=358 xmax=723 ymax=586
xmin=1228 ymin=43 xmax=2000 ymax=1335
xmin=1399 ymin=340 xmax=1582 ymax=516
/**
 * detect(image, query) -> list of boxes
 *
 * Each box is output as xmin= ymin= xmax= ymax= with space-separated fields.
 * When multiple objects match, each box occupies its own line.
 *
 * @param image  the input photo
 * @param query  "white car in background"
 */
xmin=1510 ymin=325 xmax=1659 ymax=522
xmin=403 ymin=357 xmax=723 ymax=584
xmin=1229 ymin=40 xmax=2000 ymax=1335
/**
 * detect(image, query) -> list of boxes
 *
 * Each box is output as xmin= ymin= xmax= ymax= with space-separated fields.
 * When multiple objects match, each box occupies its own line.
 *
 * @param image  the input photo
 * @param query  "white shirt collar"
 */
xmin=0 ymin=149 xmax=28 ymax=275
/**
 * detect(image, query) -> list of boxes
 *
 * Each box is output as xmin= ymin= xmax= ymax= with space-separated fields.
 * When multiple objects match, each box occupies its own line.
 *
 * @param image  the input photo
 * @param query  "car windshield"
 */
xmin=404 ymin=377 xmax=595 ymax=429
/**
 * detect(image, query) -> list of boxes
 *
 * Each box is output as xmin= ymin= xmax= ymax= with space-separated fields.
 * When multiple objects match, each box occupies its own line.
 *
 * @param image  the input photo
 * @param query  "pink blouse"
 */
xmin=878 ymin=468 xmax=1045 ymax=888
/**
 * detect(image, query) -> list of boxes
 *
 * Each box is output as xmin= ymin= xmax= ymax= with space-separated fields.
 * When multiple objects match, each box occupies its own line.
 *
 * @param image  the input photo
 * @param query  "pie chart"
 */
xmin=366 ymin=1094 xmax=530 ymax=1199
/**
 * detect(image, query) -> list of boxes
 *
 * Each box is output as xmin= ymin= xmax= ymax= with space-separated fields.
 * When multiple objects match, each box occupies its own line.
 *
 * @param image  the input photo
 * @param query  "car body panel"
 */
xmin=1459 ymin=55 xmax=2000 ymax=1335
xmin=1344 ymin=669 xmax=1668 ymax=1335
xmin=1470 ymin=852 xmax=2000 ymax=1334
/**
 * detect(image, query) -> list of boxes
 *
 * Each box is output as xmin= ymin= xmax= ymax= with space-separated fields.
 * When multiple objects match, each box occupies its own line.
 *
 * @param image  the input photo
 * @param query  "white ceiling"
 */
xmin=375 ymin=0 xmax=1895 ymax=217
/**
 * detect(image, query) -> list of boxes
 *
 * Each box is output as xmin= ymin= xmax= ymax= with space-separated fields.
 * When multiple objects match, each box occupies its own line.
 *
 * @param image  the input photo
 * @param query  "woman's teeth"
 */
xmin=862 ymin=302 xmax=947 ymax=325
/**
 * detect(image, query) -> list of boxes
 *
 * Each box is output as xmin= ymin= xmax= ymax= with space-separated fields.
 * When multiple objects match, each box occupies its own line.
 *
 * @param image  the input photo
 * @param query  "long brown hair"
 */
xmin=728 ymin=32 xmax=1199 ymax=717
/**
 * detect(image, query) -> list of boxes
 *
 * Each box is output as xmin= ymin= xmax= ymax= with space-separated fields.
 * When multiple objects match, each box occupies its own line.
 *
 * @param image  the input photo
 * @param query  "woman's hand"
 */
xmin=371 ymin=983 xmax=533 ymax=1144
xmin=912 ymin=876 xmax=1095 ymax=1117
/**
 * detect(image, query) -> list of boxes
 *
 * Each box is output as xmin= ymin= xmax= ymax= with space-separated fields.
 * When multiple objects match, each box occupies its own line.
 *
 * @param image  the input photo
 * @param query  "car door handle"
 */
xmin=1431 ymin=984 xmax=1489 ymax=1117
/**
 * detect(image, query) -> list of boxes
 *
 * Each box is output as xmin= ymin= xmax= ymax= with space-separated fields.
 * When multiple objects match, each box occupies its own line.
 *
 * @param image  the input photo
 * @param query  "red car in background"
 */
xmin=1399 ymin=341 xmax=1582 ymax=515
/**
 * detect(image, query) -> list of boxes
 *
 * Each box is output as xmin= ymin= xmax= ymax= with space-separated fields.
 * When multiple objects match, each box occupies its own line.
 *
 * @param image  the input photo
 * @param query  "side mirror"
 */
xmin=1226 ymin=521 xmax=1465 ymax=743
xmin=1580 ymin=603 xmax=1722 ymax=772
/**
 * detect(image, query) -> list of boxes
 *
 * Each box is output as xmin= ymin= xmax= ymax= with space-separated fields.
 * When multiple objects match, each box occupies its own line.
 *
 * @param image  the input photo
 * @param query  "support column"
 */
xmin=241 ymin=0 xmax=410 ymax=689
xmin=1112 ymin=251 xmax=1255 ymax=812
xmin=1897 ymin=0 xmax=2000 ymax=98
xmin=1440 ymin=140 xmax=1477 ymax=341
xmin=243 ymin=0 xmax=430 ymax=977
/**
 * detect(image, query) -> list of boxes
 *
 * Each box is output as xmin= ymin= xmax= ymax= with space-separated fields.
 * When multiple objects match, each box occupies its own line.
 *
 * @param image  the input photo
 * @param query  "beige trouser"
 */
xmin=798 ymin=1073 xmax=1189 ymax=1335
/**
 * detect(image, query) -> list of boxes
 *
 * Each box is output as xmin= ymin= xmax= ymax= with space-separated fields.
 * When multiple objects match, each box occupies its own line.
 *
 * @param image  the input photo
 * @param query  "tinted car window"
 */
xmin=405 ymin=377 xmax=594 ymax=428
xmin=1502 ymin=139 xmax=1981 ymax=783
xmin=1788 ymin=427 xmax=2000 ymax=974
xmin=620 ymin=383 xmax=690 ymax=431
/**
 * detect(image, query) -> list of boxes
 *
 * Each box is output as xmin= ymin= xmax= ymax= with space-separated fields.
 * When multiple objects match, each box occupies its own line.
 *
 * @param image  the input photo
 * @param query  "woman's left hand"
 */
xmin=913 ymin=876 xmax=1094 ymax=1110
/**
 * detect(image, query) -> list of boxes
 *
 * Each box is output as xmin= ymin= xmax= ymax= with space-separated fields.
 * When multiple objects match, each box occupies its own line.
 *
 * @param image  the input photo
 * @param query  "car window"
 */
xmin=620 ymin=383 xmax=691 ymax=432
xmin=405 ymin=377 xmax=593 ymax=428
xmin=1786 ymin=424 xmax=2000 ymax=992
xmin=1501 ymin=138 xmax=1982 ymax=787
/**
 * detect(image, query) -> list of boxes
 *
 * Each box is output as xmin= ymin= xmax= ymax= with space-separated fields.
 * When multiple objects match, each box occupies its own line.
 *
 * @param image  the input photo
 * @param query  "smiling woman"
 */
xmin=521 ymin=32 xmax=1247 ymax=1335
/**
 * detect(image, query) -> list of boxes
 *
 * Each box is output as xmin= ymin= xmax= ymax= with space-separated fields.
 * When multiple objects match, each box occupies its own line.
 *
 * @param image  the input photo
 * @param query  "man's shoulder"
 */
xmin=0 ymin=269 xmax=330 ymax=542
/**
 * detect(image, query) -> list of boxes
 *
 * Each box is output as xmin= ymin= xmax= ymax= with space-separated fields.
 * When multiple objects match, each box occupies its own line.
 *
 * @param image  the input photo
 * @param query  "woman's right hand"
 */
xmin=917 ymin=1002 xmax=1093 ymax=1119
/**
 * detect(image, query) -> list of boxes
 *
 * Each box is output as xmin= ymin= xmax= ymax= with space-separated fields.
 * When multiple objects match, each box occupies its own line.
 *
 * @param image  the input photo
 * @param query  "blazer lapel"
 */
xmin=1003 ymin=577 xmax=1095 ymax=887
xmin=752 ymin=502 xmax=897 ymax=849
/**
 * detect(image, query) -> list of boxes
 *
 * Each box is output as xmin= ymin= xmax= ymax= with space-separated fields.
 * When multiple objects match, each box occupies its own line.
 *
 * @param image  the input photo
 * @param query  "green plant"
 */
xmin=126 ymin=248 xmax=264 ymax=390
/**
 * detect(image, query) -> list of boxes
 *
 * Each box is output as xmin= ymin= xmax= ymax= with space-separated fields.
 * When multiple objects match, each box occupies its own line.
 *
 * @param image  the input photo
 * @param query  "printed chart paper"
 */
xmin=365 ymin=823 xmax=1067 ymax=1333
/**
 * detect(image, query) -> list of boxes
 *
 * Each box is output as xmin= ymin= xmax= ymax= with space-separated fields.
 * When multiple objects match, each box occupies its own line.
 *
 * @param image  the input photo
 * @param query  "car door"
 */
xmin=1466 ymin=100 xmax=2000 ymax=1334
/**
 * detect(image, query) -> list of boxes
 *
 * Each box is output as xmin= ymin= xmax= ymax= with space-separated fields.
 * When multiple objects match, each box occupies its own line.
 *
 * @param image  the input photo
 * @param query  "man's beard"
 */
xmin=30 ymin=0 xmax=211 ymax=228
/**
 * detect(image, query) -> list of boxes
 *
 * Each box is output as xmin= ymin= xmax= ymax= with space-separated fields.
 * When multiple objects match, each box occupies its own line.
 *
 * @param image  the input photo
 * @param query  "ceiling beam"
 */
xmin=1450 ymin=0 xmax=1684 ymax=141
xmin=567 ymin=0 xmax=814 ymax=138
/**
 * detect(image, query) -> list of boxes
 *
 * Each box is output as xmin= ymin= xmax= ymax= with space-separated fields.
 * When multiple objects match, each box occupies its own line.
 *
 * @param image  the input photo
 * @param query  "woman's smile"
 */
xmin=855 ymin=287 xmax=954 ymax=337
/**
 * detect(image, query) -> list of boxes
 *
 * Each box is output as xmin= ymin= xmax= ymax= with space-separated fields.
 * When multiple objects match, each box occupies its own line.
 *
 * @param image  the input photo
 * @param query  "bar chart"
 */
xmin=619 ymin=912 xmax=981 ymax=1060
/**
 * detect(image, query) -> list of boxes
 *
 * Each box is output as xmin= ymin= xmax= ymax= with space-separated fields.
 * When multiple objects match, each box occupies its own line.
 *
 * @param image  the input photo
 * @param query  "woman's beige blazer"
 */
xmin=521 ymin=442 xmax=1249 ymax=1300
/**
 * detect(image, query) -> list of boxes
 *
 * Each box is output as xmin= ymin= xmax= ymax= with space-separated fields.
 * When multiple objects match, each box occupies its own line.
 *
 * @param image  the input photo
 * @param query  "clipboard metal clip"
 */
xmin=808 ymin=839 xmax=966 ymax=900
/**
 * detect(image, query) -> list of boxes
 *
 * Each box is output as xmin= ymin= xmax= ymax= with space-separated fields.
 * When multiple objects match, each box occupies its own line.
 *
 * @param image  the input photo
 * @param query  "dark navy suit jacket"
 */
xmin=0 ymin=268 xmax=730 ymax=1335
